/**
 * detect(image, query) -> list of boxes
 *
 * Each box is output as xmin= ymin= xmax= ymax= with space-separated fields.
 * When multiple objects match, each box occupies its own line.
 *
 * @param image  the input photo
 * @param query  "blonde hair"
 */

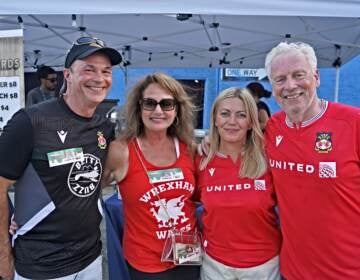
xmin=122 ymin=72 xmax=195 ymax=147
xmin=200 ymin=87 xmax=267 ymax=179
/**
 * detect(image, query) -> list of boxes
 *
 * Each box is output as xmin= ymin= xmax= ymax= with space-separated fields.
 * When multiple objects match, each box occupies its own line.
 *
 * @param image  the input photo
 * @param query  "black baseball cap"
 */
xmin=65 ymin=37 xmax=122 ymax=68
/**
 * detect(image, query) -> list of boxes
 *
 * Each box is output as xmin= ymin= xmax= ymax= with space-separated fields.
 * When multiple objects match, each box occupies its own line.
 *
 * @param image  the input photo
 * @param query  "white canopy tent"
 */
xmin=1 ymin=0 xmax=360 ymax=101
xmin=1 ymin=0 xmax=360 ymax=17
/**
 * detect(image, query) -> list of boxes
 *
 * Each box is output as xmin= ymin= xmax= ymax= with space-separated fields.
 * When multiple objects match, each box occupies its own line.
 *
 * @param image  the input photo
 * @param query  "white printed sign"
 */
xmin=0 ymin=76 xmax=20 ymax=131
xmin=0 ymin=29 xmax=24 ymax=134
xmin=224 ymin=68 xmax=267 ymax=80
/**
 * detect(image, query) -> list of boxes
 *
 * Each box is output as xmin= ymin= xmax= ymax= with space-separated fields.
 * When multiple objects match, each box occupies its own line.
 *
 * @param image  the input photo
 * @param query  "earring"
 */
xmin=173 ymin=116 xmax=179 ymax=126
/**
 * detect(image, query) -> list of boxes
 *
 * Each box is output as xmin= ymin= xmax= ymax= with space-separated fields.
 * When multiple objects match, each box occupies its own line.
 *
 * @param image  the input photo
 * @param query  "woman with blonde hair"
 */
xmin=196 ymin=87 xmax=281 ymax=280
xmin=103 ymin=73 xmax=199 ymax=280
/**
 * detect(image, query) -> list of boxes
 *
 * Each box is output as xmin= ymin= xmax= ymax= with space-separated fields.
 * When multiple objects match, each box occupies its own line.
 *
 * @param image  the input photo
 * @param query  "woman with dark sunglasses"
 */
xmin=103 ymin=73 xmax=200 ymax=280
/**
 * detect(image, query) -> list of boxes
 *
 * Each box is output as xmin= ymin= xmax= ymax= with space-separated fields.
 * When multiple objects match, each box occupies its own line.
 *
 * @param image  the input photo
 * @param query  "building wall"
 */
xmin=107 ymin=56 xmax=360 ymax=129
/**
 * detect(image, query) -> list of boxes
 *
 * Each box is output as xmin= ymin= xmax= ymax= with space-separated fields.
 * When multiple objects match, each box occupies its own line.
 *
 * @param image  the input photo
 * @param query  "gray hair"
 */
xmin=265 ymin=42 xmax=318 ymax=83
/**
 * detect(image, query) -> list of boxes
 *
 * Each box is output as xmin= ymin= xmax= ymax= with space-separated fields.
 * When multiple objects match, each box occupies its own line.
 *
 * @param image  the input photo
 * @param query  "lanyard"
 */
xmin=132 ymin=141 xmax=176 ymax=229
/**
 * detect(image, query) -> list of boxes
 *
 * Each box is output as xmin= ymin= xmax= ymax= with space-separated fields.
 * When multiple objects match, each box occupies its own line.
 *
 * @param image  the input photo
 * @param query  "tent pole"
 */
xmin=334 ymin=66 xmax=340 ymax=103
xmin=333 ymin=45 xmax=342 ymax=103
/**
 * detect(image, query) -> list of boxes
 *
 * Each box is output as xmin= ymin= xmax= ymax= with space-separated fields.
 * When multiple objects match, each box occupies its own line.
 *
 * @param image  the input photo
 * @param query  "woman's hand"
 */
xmin=8 ymin=216 xmax=18 ymax=236
xmin=197 ymin=135 xmax=210 ymax=156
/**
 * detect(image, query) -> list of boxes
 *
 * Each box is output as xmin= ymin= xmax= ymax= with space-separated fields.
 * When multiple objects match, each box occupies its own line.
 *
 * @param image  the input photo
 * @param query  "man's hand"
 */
xmin=0 ymin=240 xmax=14 ymax=280
xmin=0 ymin=177 xmax=15 ymax=280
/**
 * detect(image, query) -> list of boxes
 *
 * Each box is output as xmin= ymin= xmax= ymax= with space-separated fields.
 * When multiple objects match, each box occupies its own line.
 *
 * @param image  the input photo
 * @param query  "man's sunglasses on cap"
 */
xmin=74 ymin=37 xmax=106 ymax=47
xmin=140 ymin=98 xmax=177 ymax=111
xmin=64 ymin=36 xmax=122 ymax=68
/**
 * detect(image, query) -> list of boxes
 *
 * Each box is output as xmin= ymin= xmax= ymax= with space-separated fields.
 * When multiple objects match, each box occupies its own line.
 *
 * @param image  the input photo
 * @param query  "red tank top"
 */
xmin=119 ymin=139 xmax=197 ymax=272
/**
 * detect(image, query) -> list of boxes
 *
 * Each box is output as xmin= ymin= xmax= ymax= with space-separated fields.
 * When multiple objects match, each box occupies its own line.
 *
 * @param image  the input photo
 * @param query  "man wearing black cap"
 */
xmin=0 ymin=37 xmax=121 ymax=280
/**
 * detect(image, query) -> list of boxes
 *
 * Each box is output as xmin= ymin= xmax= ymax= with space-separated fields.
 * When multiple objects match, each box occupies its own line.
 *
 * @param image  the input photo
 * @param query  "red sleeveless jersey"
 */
xmin=119 ymin=139 xmax=197 ymax=272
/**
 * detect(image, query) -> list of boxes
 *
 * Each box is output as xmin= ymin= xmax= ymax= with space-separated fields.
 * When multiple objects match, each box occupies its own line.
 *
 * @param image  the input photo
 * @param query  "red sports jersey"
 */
xmin=119 ymin=139 xmax=197 ymax=272
xmin=196 ymin=154 xmax=281 ymax=268
xmin=265 ymin=101 xmax=360 ymax=279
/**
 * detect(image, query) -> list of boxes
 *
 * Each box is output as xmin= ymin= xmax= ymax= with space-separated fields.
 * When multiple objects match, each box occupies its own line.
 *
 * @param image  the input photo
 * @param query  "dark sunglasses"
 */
xmin=74 ymin=37 xmax=105 ymax=47
xmin=140 ymin=98 xmax=177 ymax=111
xmin=46 ymin=78 xmax=57 ymax=83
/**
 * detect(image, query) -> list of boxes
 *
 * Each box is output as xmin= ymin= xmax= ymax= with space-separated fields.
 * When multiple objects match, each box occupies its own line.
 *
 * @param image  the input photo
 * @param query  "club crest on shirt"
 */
xmin=97 ymin=131 xmax=107 ymax=150
xmin=315 ymin=132 xmax=332 ymax=153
